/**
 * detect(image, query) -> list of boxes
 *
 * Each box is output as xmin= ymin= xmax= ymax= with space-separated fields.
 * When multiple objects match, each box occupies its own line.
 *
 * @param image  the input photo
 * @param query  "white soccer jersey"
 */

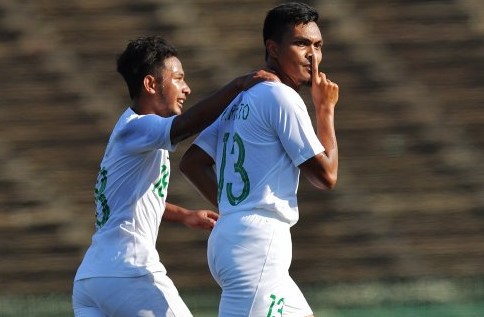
xmin=194 ymin=81 xmax=324 ymax=225
xmin=75 ymin=107 xmax=177 ymax=280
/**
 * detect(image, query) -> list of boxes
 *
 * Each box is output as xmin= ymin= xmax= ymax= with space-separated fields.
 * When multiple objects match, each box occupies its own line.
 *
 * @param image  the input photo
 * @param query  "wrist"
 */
xmin=179 ymin=208 xmax=191 ymax=220
xmin=315 ymin=105 xmax=335 ymax=116
xmin=164 ymin=203 xmax=191 ymax=223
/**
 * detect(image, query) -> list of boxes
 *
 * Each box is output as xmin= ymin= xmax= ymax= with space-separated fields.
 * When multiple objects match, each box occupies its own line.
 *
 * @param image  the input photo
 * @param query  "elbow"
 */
xmin=324 ymin=173 xmax=337 ymax=190
xmin=317 ymin=171 xmax=337 ymax=190
xmin=179 ymin=145 xmax=214 ymax=180
xmin=179 ymin=153 xmax=191 ymax=178
xmin=300 ymin=155 xmax=338 ymax=191
xmin=307 ymin=172 xmax=337 ymax=191
xmin=179 ymin=156 xmax=187 ymax=174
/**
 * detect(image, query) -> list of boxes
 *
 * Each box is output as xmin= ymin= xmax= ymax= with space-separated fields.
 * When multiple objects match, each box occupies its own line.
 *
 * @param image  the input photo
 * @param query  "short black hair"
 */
xmin=117 ymin=36 xmax=178 ymax=99
xmin=263 ymin=2 xmax=319 ymax=60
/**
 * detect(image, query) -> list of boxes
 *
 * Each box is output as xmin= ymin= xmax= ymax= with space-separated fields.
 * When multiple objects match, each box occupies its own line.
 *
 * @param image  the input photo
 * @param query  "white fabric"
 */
xmin=195 ymin=81 xmax=322 ymax=315
xmin=75 ymin=107 xmax=177 ymax=280
xmin=73 ymin=272 xmax=193 ymax=317
xmin=207 ymin=210 xmax=313 ymax=317
xmin=194 ymin=81 xmax=324 ymax=225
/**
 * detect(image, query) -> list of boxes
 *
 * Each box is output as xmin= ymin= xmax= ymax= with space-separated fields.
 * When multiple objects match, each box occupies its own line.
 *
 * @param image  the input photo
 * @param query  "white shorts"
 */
xmin=72 ymin=272 xmax=193 ymax=317
xmin=208 ymin=211 xmax=313 ymax=317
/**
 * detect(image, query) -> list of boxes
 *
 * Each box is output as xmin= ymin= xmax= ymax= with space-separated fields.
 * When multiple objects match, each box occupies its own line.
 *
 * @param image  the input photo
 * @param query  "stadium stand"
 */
xmin=0 ymin=0 xmax=483 ymax=294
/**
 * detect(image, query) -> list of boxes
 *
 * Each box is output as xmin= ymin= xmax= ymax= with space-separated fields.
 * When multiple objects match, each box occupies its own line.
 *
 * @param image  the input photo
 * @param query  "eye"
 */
xmin=173 ymin=74 xmax=184 ymax=81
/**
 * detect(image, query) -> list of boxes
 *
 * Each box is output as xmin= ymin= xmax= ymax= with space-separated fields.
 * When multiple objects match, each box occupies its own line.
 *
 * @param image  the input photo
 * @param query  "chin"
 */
xmin=303 ymin=79 xmax=312 ymax=87
xmin=302 ymin=73 xmax=312 ymax=86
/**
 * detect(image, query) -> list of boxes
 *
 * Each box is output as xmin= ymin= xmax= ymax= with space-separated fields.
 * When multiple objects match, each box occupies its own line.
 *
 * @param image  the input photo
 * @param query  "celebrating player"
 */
xmin=180 ymin=3 xmax=339 ymax=316
xmin=72 ymin=36 xmax=277 ymax=317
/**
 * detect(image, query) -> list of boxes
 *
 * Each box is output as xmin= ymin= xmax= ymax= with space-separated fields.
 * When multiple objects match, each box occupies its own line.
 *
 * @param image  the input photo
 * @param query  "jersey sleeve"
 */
xmin=270 ymin=84 xmax=324 ymax=166
xmin=119 ymin=114 xmax=177 ymax=153
xmin=193 ymin=118 xmax=219 ymax=160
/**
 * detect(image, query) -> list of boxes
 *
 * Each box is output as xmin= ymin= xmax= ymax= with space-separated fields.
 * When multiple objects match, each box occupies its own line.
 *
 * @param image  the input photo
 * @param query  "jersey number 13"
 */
xmin=217 ymin=132 xmax=250 ymax=206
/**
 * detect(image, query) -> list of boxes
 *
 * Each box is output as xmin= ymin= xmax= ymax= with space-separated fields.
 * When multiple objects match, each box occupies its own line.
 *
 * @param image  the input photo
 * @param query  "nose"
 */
xmin=183 ymin=81 xmax=191 ymax=95
xmin=308 ymin=47 xmax=321 ymax=65
xmin=306 ymin=51 xmax=314 ymax=67
xmin=308 ymin=46 xmax=316 ymax=60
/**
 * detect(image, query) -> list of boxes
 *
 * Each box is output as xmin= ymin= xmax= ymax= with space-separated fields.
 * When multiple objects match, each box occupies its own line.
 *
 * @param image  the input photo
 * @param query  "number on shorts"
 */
xmin=267 ymin=294 xmax=285 ymax=317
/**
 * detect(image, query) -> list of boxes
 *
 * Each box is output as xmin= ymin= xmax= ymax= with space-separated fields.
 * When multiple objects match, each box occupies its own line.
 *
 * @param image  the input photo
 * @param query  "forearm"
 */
xmin=316 ymin=107 xmax=338 ymax=174
xmin=162 ymin=203 xmax=190 ymax=223
xmin=163 ymin=202 xmax=218 ymax=230
xmin=299 ymin=107 xmax=338 ymax=190
xmin=171 ymin=78 xmax=243 ymax=144
xmin=316 ymin=108 xmax=338 ymax=164
xmin=171 ymin=69 xmax=278 ymax=145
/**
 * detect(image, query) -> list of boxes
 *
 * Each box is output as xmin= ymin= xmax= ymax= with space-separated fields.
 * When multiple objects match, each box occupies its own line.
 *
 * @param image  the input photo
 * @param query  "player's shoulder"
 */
xmin=245 ymin=82 xmax=304 ymax=117
xmin=116 ymin=108 xmax=171 ymax=139
xmin=250 ymin=81 xmax=298 ymax=98
xmin=253 ymin=80 xmax=290 ymax=90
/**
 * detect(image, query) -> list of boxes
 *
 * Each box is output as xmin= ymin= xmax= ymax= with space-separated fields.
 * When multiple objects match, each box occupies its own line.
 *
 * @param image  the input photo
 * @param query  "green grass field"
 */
xmin=1 ymin=278 xmax=483 ymax=316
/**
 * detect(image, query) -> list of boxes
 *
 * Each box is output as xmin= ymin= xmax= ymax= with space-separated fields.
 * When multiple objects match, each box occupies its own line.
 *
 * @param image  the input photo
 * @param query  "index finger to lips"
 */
xmin=311 ymin=55 xmax=320 ymax=84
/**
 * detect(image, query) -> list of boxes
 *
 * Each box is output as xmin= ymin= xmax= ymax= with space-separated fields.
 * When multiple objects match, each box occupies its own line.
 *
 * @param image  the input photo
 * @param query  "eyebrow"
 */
xmin=172 ymin=71 xmax=185 ymax=78
xmin=293 ymin=36 xmax=323 ymax=45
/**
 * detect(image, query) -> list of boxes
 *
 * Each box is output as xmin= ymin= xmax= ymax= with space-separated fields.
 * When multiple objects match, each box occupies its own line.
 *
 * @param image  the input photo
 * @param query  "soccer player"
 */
xmin=72 ymin=36 xmax=277 ymax=317
xmin=180 ymin=3 xmax=339 ymax=316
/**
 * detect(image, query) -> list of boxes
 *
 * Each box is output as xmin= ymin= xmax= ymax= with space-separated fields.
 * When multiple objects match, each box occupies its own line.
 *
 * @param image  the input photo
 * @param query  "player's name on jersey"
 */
xmin=222 ymin=103 xmax=250 ymax=121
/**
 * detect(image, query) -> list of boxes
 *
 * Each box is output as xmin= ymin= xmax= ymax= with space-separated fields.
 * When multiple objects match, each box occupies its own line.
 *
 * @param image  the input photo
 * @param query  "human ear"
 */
xmin=143 ymin=75 xmax=157 ymax=95
xmin=266 ymin=40 xmax=279 ymax=59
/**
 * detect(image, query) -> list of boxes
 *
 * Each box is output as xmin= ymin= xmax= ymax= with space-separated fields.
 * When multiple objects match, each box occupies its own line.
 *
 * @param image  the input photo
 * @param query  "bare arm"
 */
xmin=170 ymin=70 xmax=278 ymax=145
xmin=179 ymin=145 xmax=219 ymax=207
xmin=163 ymin=202 xmax=218 ymax=230
xmin=299 ymin=54 xmax=339 ymax=190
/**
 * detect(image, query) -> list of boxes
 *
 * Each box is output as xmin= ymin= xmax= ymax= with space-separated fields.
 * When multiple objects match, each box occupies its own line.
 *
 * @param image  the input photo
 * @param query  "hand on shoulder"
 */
xmin=236 ymin=68 xmax=280 ymax=91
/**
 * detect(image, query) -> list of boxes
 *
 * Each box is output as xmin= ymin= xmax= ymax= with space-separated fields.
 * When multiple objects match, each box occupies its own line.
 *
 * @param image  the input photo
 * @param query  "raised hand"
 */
xmin=310 ymin=55 xmax=339 ymax=111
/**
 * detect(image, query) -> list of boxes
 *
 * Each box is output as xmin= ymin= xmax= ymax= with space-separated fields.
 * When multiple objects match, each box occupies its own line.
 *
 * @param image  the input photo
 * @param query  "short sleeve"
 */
xmin=120 ymin=114 xmax=177 ymax=153
xmin=270 ymin=84 xmax=324 ymax=166
xmin=193 ymin=119 xmax=219 ymax=160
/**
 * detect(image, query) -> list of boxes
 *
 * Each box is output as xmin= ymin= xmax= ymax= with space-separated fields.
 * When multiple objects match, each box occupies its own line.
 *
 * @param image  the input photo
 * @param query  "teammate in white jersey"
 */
xmin=72 ymin=36 xmax=277 ymax=317
xmin=180 ymin=3 xmax=339 ymax=316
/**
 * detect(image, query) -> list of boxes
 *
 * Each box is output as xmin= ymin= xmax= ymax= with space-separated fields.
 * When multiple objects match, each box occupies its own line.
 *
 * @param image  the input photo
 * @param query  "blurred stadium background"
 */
xmin=1 ymin=0 xmax=483 ymax=316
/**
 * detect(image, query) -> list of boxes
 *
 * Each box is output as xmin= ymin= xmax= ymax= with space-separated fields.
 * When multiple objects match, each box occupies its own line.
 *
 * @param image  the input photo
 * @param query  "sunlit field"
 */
xmin=2 ymin=278 xmax=483 ymax=317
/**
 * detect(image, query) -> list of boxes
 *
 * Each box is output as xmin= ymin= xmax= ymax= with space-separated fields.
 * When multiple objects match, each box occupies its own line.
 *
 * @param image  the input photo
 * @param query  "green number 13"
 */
xmin=218 ymin=132 xmax=250 ymax=205
xmin=267 ymin=294 xmax=285 ymax=317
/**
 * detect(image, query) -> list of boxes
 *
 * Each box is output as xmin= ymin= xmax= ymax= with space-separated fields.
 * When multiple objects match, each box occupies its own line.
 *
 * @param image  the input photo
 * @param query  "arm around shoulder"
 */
xmin=170 ymin=70 xmax=279 ymax=145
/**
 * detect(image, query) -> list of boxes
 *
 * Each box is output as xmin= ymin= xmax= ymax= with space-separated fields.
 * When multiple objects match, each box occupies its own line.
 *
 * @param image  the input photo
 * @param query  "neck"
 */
xmin=266 ymin=60 xmax=301 ymax=91
xmin=131 ymin=97 xmax=157 ymax=116
xmin=130 ymin=99 xmax=144 ymax=115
